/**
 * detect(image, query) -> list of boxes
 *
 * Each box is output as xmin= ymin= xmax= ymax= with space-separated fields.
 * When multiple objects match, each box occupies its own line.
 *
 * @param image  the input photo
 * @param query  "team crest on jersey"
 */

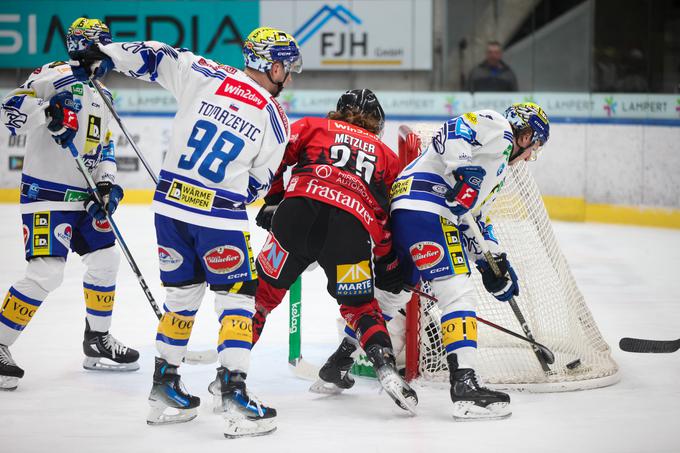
xmin=257 ymin=234 xmax=288 ymax=279
xmin=158 ymin=246 xmax=183 ymax=272
xmin=336 ymin=261 xmax=372 ymax=296
xmin=215 ymin=77 xmax=266 ymax=110
xmin=203 ymin=246 xmax=244 ymax=274
xmin=93 ymin=218 xmax=112 ymax=232
xmin=410 ymin=242 xmax=445 ymax=270
xmin=390 ymin=177 xmax=413 ymax=200
xmin=54 ymin=223 xmax=72 ymax=248
xmin=166 ymin=180 xmax=215 ymax=211
xmin=315 ymin=165 xmax=332 ymax=179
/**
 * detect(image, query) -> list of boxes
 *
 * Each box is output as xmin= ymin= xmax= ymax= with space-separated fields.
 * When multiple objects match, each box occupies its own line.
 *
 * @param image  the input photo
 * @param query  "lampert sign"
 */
xmin=261 ymin=0 xmax=432 ymax=70
xmin=0 ymin=1 xmax=259 ymax=68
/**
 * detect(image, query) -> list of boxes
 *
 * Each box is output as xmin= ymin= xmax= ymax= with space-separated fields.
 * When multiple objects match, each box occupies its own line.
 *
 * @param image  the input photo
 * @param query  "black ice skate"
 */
xmin=147 ymin=357 xmax=200 ymax=425
xmin=365 ymin=344 xmax=418 ymax=414
xmin=309 ymin=338 xmax=357 ymax=395
xmin=0 ymin=344 xmax=24 ymax=391
xmin=448 ymin=355 xmax=511 ymax=421
xmin=82 ymin=319 xmax=140 ymax=371
xmin=211 ymin=367 xmax=277 ymax=439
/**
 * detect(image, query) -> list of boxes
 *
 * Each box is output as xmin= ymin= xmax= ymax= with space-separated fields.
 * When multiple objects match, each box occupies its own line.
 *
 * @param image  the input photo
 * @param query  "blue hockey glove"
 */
xmin=68 ymin=45 xmax=114 ymax=81
xmin=476 ymin=253 xmax=519 ymax=302
xmin=46 ymin=92 xmax=79 ymax=148
xmin=85 ymin=182 xmax=124 ymax=220
xmin=445 ymin=166 xmax=486 ymax=216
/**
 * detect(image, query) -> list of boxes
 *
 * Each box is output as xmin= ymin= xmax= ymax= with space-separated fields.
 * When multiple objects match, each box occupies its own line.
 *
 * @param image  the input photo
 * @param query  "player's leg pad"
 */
xmin=365 ymin=344 xmax=418 ymax=415
xmin=147 ymin=357 xmax=200 ymax=425
xmin=0 ymin=344 xmax=24 ymax=391
xmin=82 ymin=319 xmax=140 ymax=372
xmin=210 ymin=367 xmax=276 ymax=439
xmin=310 ymin=337 xmax=357 ymax=395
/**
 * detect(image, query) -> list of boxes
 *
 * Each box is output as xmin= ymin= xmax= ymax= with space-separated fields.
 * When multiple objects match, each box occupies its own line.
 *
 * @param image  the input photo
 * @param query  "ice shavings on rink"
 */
xmin=0 ymin=205 xmax=678 ymax=453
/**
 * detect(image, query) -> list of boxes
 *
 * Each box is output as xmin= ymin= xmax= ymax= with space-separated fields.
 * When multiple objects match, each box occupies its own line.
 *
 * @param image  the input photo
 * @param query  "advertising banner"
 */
xmin=0 ymin=1 xmax=259 ymax=68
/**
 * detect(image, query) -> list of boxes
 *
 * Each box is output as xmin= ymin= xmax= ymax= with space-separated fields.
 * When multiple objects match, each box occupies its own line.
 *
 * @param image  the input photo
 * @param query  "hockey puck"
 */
xmin=566 ymin=359 xmax=582 ymax=370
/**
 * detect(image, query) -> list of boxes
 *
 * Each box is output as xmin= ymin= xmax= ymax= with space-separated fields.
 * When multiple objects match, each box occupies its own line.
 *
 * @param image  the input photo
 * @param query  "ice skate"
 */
xmin=212 ymin=367 xmax=277 ymax=438
xmin=147 ymin=357 xmax=200 ymax=425
xmin=450 ymin=368 xmax=511 ymax=421
xmin=0 ymin=344 xmax=24 ymax=391
xmin=365 ymin=344 xmax=418 ymax=414
xmin=310 ymin=338 xmax=357 ymax=395
xmin=82 ymin=320 xmax=140 ymax=371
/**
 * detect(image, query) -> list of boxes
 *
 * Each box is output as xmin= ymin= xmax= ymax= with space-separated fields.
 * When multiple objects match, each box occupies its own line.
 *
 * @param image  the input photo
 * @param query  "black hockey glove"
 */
xmin=475 ymin=253 xmax=519 ymax=302
xmin=255 ymin=203 xmax=279 ymax=231
xmin=374 ymin=249 xmax=404 ymax=294
xmin=84 ymin=181 xmax=124 ymax=221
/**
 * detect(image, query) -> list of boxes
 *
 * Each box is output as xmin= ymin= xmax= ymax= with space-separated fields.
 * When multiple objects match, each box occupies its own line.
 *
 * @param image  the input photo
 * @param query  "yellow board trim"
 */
xmin=2 ymin=189 xmax=678 ymax=229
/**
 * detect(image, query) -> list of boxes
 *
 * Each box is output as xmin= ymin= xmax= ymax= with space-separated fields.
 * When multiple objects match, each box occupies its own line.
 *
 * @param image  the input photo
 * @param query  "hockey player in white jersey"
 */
xmin=0 ymin=18 xmax=139 ymax=391
xmin=316 ymin=103 xmax=550 ymax=416
xmin=69 ymin=26 xmax=302 ymax=437
xmin=388 ymin=102 xmax=550 ymax=420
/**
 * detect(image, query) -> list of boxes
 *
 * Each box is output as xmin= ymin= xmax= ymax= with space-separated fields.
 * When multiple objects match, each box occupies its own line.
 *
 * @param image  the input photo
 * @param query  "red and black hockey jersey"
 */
xmin=266 ymin=116 xmax=401 ymax=256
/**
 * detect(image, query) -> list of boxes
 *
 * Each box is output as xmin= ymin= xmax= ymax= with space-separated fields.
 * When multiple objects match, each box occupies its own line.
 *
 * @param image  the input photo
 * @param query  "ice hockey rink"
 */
xmin=0 ymin=204 xmax=678 ymax=453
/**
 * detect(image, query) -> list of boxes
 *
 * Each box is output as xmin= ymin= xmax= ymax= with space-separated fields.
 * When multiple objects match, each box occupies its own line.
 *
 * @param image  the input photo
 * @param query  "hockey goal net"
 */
xmin=398 ymin=124 xmax=619 ymax=392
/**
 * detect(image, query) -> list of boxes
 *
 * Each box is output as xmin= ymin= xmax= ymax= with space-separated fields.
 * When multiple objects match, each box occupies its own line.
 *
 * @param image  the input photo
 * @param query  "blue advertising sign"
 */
xmin=0 ymin=1 xmax=259 ymax=68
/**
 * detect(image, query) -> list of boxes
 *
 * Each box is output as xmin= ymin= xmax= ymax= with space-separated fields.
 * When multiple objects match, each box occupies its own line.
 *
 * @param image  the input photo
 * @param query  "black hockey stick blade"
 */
xmin=619 ymin=337 xmax=680 ymax=353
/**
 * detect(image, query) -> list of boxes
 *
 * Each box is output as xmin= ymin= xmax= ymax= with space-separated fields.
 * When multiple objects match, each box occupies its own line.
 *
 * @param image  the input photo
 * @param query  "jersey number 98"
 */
xmin=178 ymin=120 xmax=245 ymax=183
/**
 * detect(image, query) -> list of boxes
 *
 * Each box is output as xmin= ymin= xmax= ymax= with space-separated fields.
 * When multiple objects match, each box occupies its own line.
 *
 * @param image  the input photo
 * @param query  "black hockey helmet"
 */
xmin=336 ymin=89 xmax=385 ymax=136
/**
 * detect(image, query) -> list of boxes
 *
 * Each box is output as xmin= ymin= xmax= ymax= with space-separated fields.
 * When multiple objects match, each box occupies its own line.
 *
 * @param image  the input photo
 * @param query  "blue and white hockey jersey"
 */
xmin=100 ymin=41 xmax=290 ymax=231
xmin=391 ymin=110 xmax=515 ymax=259
xmin=0 ymin=62 xmax=116 ymax=214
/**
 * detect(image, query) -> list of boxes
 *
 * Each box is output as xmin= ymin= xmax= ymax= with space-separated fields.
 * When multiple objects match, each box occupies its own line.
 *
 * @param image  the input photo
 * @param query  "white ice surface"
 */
xmin=1 ymin=204 xmax=679 ymax=453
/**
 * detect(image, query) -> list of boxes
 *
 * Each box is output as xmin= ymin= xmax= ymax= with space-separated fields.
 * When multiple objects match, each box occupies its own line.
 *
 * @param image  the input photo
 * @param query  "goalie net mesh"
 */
xmin=399 ymin=124 xmax=619 ymax=392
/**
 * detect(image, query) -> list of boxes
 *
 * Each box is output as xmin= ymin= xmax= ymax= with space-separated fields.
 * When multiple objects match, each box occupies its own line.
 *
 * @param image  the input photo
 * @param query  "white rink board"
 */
xmin=1 ymin=116 xmax=679 ymax=208
xmin=0 ymin=205 xmax=679 ymax=453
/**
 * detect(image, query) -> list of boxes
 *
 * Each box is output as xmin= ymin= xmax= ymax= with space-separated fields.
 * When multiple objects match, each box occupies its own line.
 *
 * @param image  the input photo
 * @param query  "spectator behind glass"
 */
xmin=467 ymin=41 xmax=518 ymax=92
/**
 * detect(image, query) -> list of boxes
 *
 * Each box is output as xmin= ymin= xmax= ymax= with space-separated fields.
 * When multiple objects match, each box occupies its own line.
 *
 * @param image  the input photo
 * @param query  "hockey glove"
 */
xmin=476 ymin=253 xmax=519 ymax=302
xmin=85 ymin=182 xmax=124 ymax=221
xmin=445 ymin=166 xmax=486 ymax=217
xmin=255 ymin=204 xmax=279 ymax=231
xmin=374 ymin=249 xmax=404 ymax=294
xmin=69 ymin=45 xmax=114 ymax=82
xmin=45 ymin=92 xmax=79 ymax=148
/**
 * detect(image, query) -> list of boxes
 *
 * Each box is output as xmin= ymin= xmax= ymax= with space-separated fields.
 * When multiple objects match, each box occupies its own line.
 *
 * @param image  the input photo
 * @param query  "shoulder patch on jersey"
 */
xmin=464 ymin=112 xmax=478 ymax=125
xmin=48 ymin=61 xmax=68 ymax=68
xmin=215 ymin=77 xmax=267 ymax=110
xmin=269 ymin=97 xmax=289 ymax=133
xmin=196 ymin=57 xmax=237 ymax=74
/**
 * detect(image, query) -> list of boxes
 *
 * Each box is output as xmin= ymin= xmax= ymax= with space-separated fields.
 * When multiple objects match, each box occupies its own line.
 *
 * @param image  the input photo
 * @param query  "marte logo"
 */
xmin=54 ymin=223 xmax=72 ymax=248
xmin=336 ymin=260 xmax=372 ymax=295
xmin=315 ymin=165 xmax=333 ymax=179
xmin=203 ymin=245 xmax=244 ymax=274
xmin=410 ymin=241 xmax=444 ymax=270
xmin=257 ymin=234 xmax=288 ymax=279
xmin=158 ymin=246 xmax=184 ymax=272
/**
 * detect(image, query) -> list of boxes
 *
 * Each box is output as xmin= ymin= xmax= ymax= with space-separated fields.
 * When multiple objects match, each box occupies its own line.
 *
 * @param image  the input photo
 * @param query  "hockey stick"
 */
xmin=404 ymin=284 xmax=555 ymax=363
xmin=65 ymin=142 xmax=216 ymax=365
xmin=90 ymin=79 xmax=158 ymax=184
xmin=288 ymin=276 xmax=321 ymax=380
xmin=462 ymin=213 xmax=553 ymax=372
xmin=619 ymin=337 xmax=680 ymax=353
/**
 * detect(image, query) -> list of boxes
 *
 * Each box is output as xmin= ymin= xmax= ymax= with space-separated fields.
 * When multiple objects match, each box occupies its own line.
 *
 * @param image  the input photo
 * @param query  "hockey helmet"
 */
xmin=503 ymin=102 xmax=550 ymax=161
xmin=66 ymin=17 xmax=112 ymax=56
xmin=243 ymin=27 xmax=302 ymax=74
xmin=336 ymin=89 xmax=385 ymax=136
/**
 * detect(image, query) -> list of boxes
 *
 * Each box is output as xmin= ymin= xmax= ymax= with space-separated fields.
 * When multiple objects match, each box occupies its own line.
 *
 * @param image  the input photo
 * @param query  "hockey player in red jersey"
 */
xmin=253 ymin=89 xmax=418 ymax=413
